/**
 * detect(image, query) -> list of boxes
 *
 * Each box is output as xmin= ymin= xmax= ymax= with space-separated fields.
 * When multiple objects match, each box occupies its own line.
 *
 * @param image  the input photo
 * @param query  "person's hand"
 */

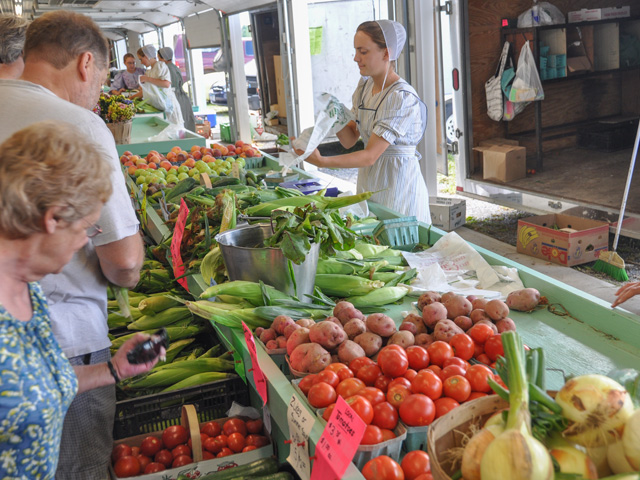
xmin=139 ymin=75 xmax=148 ymax=84
xmin=290 ymin=137 xmax=324 ymax=167
xmin=110 ymin=333 xmax=165 ymax=380
xmin=611 ymin=281 xmax=640 ymax=308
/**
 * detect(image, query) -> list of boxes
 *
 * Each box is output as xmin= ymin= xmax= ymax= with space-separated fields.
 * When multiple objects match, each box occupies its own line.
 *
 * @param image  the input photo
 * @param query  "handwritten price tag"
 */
xmin=170 ymin=198 xmax=189 ymax=291
xmin=241 ymin=321 xmax=267 ymax=405
xmin=287 ymin=395 xmax=315 ymax=480
xmin=310 ymin=396 xmax=366 ymax=480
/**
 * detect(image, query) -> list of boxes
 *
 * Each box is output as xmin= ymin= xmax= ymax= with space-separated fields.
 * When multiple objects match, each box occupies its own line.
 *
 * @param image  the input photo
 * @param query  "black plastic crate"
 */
xmin=113 ymin=376 xmax=249 ymax=439
xmin=577 ymin=119 xmax=639 ymax=152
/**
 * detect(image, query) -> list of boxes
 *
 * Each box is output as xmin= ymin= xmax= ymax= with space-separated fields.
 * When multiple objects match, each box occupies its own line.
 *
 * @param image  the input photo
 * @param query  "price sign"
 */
xmin=231 ymin=162 xmax=241 ymax=179
xmin=170 ymin=198 xmax=189 ymax=291
xmin=241 ymin=321 xmax=267 ymax=405
xmin=310 ymin=396 xmax=366 ymax=480
xmin=287 ymin=395 xmax=316 ymax=480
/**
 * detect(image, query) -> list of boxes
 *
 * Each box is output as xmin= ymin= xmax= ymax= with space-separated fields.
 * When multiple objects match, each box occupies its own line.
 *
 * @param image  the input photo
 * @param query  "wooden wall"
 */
xmin=468 ymin=0 xmax=640 ymax=168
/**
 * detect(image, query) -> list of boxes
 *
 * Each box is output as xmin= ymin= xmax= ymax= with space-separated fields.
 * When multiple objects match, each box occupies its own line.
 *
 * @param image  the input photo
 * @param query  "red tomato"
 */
xmin=154 ymin=449 xmax=173 ymax=468
xmin=465 ymin=364 xmax=494 ymax=393
xmin=434 ymin=397 xmax=460 ymax=418
xmin=426 ymin=341 xmax=454 ymax=367
xmin=415 ymin=474 xmax=433 ymax=480
xmin=484 ymin=334 xmax=504 ymax=362
xmin=162 ymin=425 xmax=188 ymax=450
xmin=473 ymin=341 xmax=484 ymax=357
xmin=401 ymin=450 xmax=431 ymax=480
xmin=112 ymin=444 xmax=132 ymax=463
xmin=475 ymin=353 xmax=492 ymax=365
xmin=298 ymin=374 xmax=318 ymax=395
xmin=388 ymin=377 xmax=412 ymax=390
xmin=386 ymin=385 xmax=411 ymax=409
xmin=406 ymin=346 xmax=430 ymax=370
xmin=362 ymin=455 xmax=405 ymax=480
xmin=217 ymin=447 xmax=234 ymax=458
xmin=467 ymin=392 xmax=488 ymax=401
xmin=374 ymin=375 xmax=393 ymax=392
xmin=172 ymin=455 xmax=192 ymax=468
xmin=443 ymin=375 xmax=471 ymax=402
xmin=171 ymin=445 xmax=191 ymax=458
xmin=426 ymin=365 xmax=442 ymax=376
xmin=336 ymin=377 xmax=366 ymax=398
xmin=449 ymin=333 xmax=475 ymax=360
xmin=144 ymin=462 xmax=166 ymax=474
xmin=322 ymin=403 xmax=336 ymax=422
xmin=188 ymin=433 xmax=209 ymax=450
xmin=399 ymin=394 xmax=436 ymax=426
xmin=203 ymin=437 xmax=222 ymax=454
xmin=113 ymin=455 xmax=140 ymax=478
xmin=377 ymin=346 xmax=409 ymax=378
xmin=242 ymin=445 xmax=258 ymax=452
xmin=315 ymin=370 xmax=340 ymax=389
xmin=404 ymin=369 xmax=418 ymax=382
xmin=442 ymin=357 xmax=470 ymax=371
xmin=359 ymin=387 xmax=386 ymax=406
xmin=227 ymin=432 xmax=246 ymax=453
xmin=439 ymin=365 xmax=467 ymax=381
xmin=212 ymin=435 xmax=228 ymax=451
xmin=245 ymin=434 xmax=270 ymax=447
xmin=357 ymin=364 xmax=383 ymax=386
xmin=325 ymin=363 xmax=348 ymax=373
xmin=131 ymin=446 xmax=140 ymax=457
xmin=203 ymin=451 xmax=216 ymax=460
xmin=361 ymin=425 xmax=384 ymax=445
xmin=246 ymin=418 xmax=263 ymax=434
xmin=381 ymin=429 xmax=396 ymax=441
xmin=345 ymin=395 xmax=374 ymax=424
xmin=349 ymin=357 xmax=375 ymax=375
xmin=223 ymin=418 xmax=247 ymax=437
xmin=308 ymin=382 xmax=337 ymax=408
xmin=468 ymin=324 xmax=494 ymax=345
xmin=372 ymin=401 xmax=399 ymax=430
xmin=201 ymin=421 xmax=222 ymax=438
xmin=337 ymin=367 xmax=355 ymax=381
xmin=411 ymin=370 xmax=443 ymax=401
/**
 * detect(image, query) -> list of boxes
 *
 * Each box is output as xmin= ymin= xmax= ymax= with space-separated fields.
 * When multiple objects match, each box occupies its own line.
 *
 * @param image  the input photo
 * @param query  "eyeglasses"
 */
xmin=83 ymin=219 xmax=102 ymax=238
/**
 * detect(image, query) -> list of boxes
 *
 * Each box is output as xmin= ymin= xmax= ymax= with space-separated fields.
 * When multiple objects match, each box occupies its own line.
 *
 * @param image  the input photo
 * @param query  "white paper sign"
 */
xmin=263 ymin=404 xmax=272 ymax=434
xmin=287 ymin=395 xmax=316 ymax=480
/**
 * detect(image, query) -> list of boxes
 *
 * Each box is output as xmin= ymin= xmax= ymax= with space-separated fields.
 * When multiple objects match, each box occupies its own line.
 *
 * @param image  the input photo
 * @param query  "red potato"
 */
xmin=272 ymin=315 xmax=295 ymax=335
xmin=445 ymin=296 xmax=473 ymax=319
xmin=276 ymin=336 xmax=287 ymax=349
xmin=354 ymin=332 xmax=383 ymax=357
xmin=453 ymin=315 xmax=473 ymax=331
xmin=475 ymin=319 xmax=499 ymax=335
xmin=284 ymin=323 xmax=302 ymax=340
xmin=259 ymin=328 xmax=277 ymax=344
xmin=366 ymin=313 xmax=397 ymax=337
xmin=433 ymin=319 xmax=465 ymax=343
xmin=338 ymin=340 xmax=367 ymax=364
xmin=399 ymin=321 xmax=418 ymax=335
xmin=333 ymin=301 xmax=365 ymax=325
xmin=472 ymin=298 xmax=489 ymax=310
xmin=506 ymin=288 xmax=541 ymax=312
xmin=286 ymin=327 xmax=310 ymax=356
xmin=441 ymin=292 xmax=458 ymax=304
xmin=467 ymin=295 xmax=478 ymax=303
xmin=470 ymin=309 xmax=492 ymax=324
xmin=344 ymin=318 xmax=367 ymax=340
xmin=254 ymin=327 xmax=265 ymax=337
xmin=266 ymin=340 xmax=278 ymax=350
xmin=496 ymin=318 xmax=517 ymax=332
xmin=415 ymin=333 xmax=436 ymax=347
xmin=309 ymin=321 xmax=347 ymax=350
xmin=388 ymin=331 xmax=415 ymax=349
xmin=402 ymin=313 xmax=428 ymax=334
xmin=296 ymin=318 xmax=315 ymax=328
xmin=325 ymin=316 xmax=344 ymax=328
xmin=422 ymin=302 xmax=448 ymax=330
xmin=485 ymin=299 xmax=510 ymax=321
xmin=289 ymin=343 xmax=331 ymax=373
xmin=417 ymin=291 xmax=442 ymax=311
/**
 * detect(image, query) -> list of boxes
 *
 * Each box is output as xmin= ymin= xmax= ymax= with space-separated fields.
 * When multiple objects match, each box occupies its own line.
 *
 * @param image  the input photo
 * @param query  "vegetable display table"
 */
xmin=115 ymin=116 xmax=206 ymax=157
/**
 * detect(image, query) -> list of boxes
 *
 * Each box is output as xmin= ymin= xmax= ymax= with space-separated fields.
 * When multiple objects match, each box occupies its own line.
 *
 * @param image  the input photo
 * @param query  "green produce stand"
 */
xmin=133 ymin=151 xmax=640 ymax=480
xmin=115 ymin=116 xmax=206 ymax=157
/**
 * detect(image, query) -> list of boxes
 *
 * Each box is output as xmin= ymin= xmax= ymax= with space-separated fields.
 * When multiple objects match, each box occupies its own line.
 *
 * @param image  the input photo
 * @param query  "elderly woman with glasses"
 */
xmin=0 ymin=121 xmax=162 ymax=479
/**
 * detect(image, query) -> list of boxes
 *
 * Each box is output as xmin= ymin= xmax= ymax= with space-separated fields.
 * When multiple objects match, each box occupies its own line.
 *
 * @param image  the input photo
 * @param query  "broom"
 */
xmin=592 ymin=120 xmax=639 ymax=281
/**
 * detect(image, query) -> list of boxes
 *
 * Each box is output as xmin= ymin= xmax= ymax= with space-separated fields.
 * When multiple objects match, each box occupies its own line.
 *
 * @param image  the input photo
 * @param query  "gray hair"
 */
xmin=0 ymin=15 xmax=29 ymax=64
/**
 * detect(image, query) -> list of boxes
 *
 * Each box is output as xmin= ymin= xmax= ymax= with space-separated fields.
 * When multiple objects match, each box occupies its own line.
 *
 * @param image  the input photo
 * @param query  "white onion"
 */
xmin=461 ymin=424 xmax=504 ymax=480
xmin=608 ymin=439 xmax=636 ymax=474
xmin=548 ymin=436 xmax=598 ymax=479
xmin=586 ymin=445 xmax=613 ymax=478
xmin=556 ymin=374 xmax=634 ymax=447
xmin=480 ymin=429 xmax=553 ymax=480
xmin=622 ymin=408 xmax=640 ymax=470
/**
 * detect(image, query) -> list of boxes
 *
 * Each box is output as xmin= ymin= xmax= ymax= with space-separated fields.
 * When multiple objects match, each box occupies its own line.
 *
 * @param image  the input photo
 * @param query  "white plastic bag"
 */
xmin=508 ymin=41 xmax=544 ymax=103
xmin=142 ymin=83 xmax=185 ymax=141
xmin=141 ymin=82 xmax=171 ymax=112
xmin=517 ymin=2 xmax=565 ymax=28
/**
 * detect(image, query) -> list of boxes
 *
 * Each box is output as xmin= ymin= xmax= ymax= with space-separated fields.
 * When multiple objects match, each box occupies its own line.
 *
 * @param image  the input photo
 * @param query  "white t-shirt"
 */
xmin=0 ymin=79 xmax=140 ymax=358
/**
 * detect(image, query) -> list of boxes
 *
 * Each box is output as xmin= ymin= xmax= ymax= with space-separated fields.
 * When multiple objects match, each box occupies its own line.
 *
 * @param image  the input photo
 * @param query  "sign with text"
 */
xmin=310 ymin=396 xmax=366 ymax=480
xmin=170 ymin=198 xmax=189 ymax=291
xmin=286 ymin=395 xmax=315 ymax=480
xmin=241 ymin=321 xmax=267 ymax=405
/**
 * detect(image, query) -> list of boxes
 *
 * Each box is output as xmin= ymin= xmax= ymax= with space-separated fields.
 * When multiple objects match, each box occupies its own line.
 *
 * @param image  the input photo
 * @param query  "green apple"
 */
xmin=178 ymin=165 xmax=190 ymax=174
xmin=156 ymin=167 xmax=168 ymax=176
xmin=166 ymin=174 xmax=179 ymax=183
xmin=177 ymin=172 xmax=189 ymax=181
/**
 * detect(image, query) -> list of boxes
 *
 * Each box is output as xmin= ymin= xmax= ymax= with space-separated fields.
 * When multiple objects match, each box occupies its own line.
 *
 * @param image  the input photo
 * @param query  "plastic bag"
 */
xmin=508 ymin=41 xmax=544 ymax=103
xmin=141 ymin=82 xmax=171 ymax=112
xmin=517 ymin=2 xmax=565 ymax=28
xmin=142 ymin=82 xmax=185 ymax=142
xmin=501 ymin=49 xmax=529 ymax=120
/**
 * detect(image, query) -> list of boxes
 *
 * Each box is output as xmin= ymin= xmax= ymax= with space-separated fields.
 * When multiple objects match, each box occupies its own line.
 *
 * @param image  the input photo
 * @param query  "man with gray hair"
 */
xmin=0 ymin=10 xmax=144 ymax=479
xmin=0 ymin=14 xmax=29 ymax=79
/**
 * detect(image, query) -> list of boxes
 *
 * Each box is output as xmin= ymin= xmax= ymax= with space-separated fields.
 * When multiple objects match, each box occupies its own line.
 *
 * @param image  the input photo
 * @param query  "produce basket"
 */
xmin=373 ymin=216 xmax=420 ymax=251
xmin=285 ymin=355 xmax=312 ymax=378
xmin=243 ymin=156 xmax=265 ymax=169
xmin=400 ymin=421 xmax=430 ymax=452
xmin=255 ymin=337 xmax=290 ymax=377
xmin=113 ymin=375 xmax=249 ymax=439
xmin=427 ymin=394 xmax=507 ymax=480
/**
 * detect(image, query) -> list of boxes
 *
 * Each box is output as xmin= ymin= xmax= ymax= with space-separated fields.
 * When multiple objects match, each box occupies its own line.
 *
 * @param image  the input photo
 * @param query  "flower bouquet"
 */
xmin=96 ymin=93 xmax=136 ymax=144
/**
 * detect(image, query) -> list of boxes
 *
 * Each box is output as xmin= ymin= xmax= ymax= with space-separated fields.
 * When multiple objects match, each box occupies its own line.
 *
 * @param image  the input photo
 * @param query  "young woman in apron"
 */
xmin=295 ymin=20 xmax=431 ymax=224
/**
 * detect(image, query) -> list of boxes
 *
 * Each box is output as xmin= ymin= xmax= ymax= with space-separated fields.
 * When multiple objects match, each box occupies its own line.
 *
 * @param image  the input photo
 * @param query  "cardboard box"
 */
xmin=429 ymin=197 xmax=466 ymax=231
xmin=474 ymin=142 xmax=526 ymax=183
xmin=473 ymin=138 xmax=520 ymax=171
xmin=567 ymin=56 xmax=592 ymax=73
xmin=568 ymin=6 xmax=630 ymax=22
xmin=265 ymin=118 xmax=279 ymax=126
xmin=516 ymin=214 xmax=609 ymax=266
xmin=195 ymin=121 xmax=211 ymax=138
xmin=273 ymin=55 xmax=287 ymax=118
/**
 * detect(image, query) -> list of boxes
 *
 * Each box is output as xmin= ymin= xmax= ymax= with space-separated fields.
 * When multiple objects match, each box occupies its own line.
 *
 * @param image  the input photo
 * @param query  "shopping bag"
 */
xmin=141 ymin=82 xmax=172 ymax=113
xmin=508 ymin=41 xmax=545 ymax=103
xmin=485 ymin=41 xmax=510 ymax=121
xmin=501 ymin=50 xmax=529 ymax=121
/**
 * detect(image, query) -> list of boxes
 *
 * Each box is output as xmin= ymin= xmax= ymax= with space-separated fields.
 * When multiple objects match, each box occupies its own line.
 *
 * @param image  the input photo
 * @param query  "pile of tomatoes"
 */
xmin=295 ymin=333 xmax=506 ymax=447
xmin=363 ymin=451 xmax=432 ymax=480
xmin=111 ymin=417 xmax=268 ymax=478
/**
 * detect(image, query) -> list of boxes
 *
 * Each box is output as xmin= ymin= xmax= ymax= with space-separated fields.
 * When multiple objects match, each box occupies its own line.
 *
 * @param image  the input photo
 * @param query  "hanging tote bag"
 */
xmin=485 ymin=41 xmax=511 ymax=121
xmin=502 ymin=49 xmax=529 ymax=121
xmin=509 ymin=41 xmax=545 ymax=102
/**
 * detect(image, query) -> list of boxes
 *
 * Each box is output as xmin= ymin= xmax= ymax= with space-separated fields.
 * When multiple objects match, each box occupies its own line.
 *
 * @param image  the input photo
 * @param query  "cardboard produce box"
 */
xmin=568 ymin=6 xmax=630 ymax=22
xmin=474 ymin=139 xmax=526 ymax=183
xmin=429 ymin=197 xmax=466 ymax=231
xmin=516 ymin=214 xmax=609 ymax=266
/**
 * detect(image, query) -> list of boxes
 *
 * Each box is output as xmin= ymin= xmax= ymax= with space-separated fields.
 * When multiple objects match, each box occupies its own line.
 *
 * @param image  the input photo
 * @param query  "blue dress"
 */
xmin=0 ymin=283 xmax=78 ymax=479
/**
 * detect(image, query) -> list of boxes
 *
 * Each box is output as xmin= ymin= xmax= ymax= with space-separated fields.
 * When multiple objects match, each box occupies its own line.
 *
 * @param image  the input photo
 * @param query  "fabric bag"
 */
xmin=508 ymin=41 xmax=545 ymax=103
xmin=485 ymin=41 xmax=510 ymax=121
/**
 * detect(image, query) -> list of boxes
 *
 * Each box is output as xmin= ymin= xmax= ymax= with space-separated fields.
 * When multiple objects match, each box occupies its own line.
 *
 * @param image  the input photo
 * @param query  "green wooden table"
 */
xmin=115 ymin=116 xmax=206 ymax=157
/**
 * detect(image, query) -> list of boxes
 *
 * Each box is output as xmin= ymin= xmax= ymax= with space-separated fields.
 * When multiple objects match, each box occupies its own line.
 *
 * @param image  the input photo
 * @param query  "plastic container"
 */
xmin=255 ymin=337 xmax=290 ymax=377
xmin=539 ymin=56 xmax=548 ymax=69
xmin=243 ymin=156 xmax=265 ymax=169
xmin=373 ymin=216 xmax=420 ymax=251
xmin=539 ymin=45 xmax=550 ymax=57
xmin=220 ymin=123 xmax=231 ymax=143
xmin=280 ymin=178 xmax=340 ymax=197
xmin=113 ymin=376 xmax=249 ymax=439
xmin=400 ymin=421 xmax=430 ymax=452
xmin=577 ymin=120 xmax=639 ymax=152
xmin=556 ymin=54 xmax=567 ymax=68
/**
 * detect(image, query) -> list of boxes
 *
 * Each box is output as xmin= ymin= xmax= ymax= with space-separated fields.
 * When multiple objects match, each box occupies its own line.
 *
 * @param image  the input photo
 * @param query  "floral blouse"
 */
xmin=0 ymin=283 xmax=78 ymax=479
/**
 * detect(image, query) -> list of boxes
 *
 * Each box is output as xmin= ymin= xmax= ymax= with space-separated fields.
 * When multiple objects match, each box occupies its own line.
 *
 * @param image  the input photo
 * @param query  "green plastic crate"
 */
xmin=373 ymin=216 xmax=420 ymax=251
xmin=220 ymin=123 xmax=231 ymax=143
